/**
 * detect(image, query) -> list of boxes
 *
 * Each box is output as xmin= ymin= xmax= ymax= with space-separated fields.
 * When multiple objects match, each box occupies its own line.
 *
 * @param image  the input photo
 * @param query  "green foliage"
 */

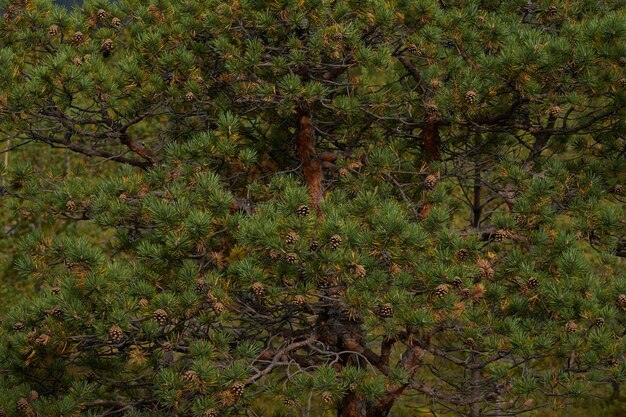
xmin=0 ymin=0 xmax=625 ymax=416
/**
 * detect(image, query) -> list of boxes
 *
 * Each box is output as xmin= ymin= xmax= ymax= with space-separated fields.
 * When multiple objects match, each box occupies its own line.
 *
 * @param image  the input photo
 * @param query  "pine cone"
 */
xmin=153 ymin=308 xmax=168 ymax=325
xmin=549 ymin=105 xmax=562 ymax=118
xmin=139 ymin=298 xmax=149 ymax=308
xmin=295 ymin=204 xmax=310 ymax=216
xmin=251 ymin=282 xmax=265 ymax=297
xmin=406 ymin=43 xmax=418 ymax=54
xmin=285 ymin=252 xmax=298 ymax=264
xmin=423 ymin=174 xmax=438 ymax=190
xmin=617 ymin=293 xmax=626 ymax=308
xmin=49 ymin=24 xmax=59 ymax=35
xmin=565 ymin=321 xmax=578 ymax=333
xmin=108 ymin=325 xmax=124 ymax=343
xmin=619 ymin=56 xmax=626 ymax=67
xmin=456 ymin=248 xmax=468 ymax=261
xmin=51 ymin=286 xmax=61 ymax=295
xmin=619 ymin=78 xmax=626 ymax=88
xmin=205 ymin=409 xmax=218 ymax=417
xmin=35 ymin=333 xmax=50 ymax=346
xmin=477 ymin=258 xmax=494 ymax=280
xmin=162 ymin=341 xmax=173 ymax=351
xmin=72 ymin=56 xmax=83 ymax=66
xmin=293 ymin=295 xmax=307 ymax=306
xmin=49 ymin=306 xmax=64 ymax=319
xmin=434 ymin=284 xmax=449 ymax=298
xmin=13 ymin=322 xmax=24 ymax=332
xmin=464 ymin=337 xmax=476 ymax=349
xmin=547 ymin=5 xmax=557 ymax=15
xmin=425 ymin=102 xmax=438 ymax=116
xmin=231 ymin=382 xmax=245 ymax=398
xmin=614 ymin=184 xmax=624 ymax=195
xmin=285 ymin=231 xmax=299 ymax=245
xmin=185 ymin=91 xmax=195 ymax=101
xmin=494 ymin=229 xmax=509 ymax=242
xmin=595 ymin=317 xmax=605 ymax=327
xmin=452 ymin=277 xmax=463 ymax=289
xmin=329 ymin=234 xmax=342 ymax=250
xmin=352 ymin=263 xmax=367 ymax=278
xmin=430 ymin=79 xmax=442 ymax=89
xmin=514 ymin=213 xmax=528 ymax=226
xmin=212 ymin=301 xmax=225 ymax=313
xmin=309 ymin=239 xmax=319 ymax=251
xmin=86 ymin=370 xmax=97 ymax=381
xmin=527 ymin=277 xmax=539 ymax=289
xmin=195 ymin=278 xmax=207 ymax=294
xmin=183 ymin=370 xmax=199 ymax=383
xmin=376 ymin=303 xmax=394 ymax=318
xmin=16 ymin=398 xmax=31 ymax=416
xmin=97 ymin=9 xmax=107 ymax=20
xmin=321 ymin=391 xmax=333 ymax=404
xmin=101 ymin=38 xmax=114 ymax=51
xmin=73 ymin=31 xmax=84 ymax=43
xmin=111 ymin=17 xmax=122 ymax=27
xmin=465 ymin=90 xmax=477 ymax=104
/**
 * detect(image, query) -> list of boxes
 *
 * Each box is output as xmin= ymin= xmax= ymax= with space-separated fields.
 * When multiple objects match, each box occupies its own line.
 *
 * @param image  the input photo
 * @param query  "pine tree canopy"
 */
xmin=0 ymin=0 xmax=625 ymax=416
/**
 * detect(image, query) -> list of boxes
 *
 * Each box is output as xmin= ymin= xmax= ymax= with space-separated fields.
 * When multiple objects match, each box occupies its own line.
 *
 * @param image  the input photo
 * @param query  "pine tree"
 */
xmin=0 ymin=1 xmax=625 ymax=417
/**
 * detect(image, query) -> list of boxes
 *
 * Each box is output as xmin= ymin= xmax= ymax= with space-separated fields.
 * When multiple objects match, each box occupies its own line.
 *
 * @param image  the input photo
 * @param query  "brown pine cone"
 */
xmin=153 ymin=308 xmax=168 ymax=325
xmin=376 ymin=303 xmax=394 ymax=318
xmin=434 ymin=284 xmax=449 ymax=298
xmin=285 ymin=231 xmax=299 ymax=245
xmin=329 ymin=234 xmax=342 ymax=250
xmin=565 ymin=321 xmax=578 ymax=333
xmin=465 ymin=90 xmax=477 ymax=104
xmin=285 ymin=252 xmax=299 ymax=264
xmin=423 ymin=174 xmax=438 ymax=190
xmin=183 ymin=370 xmax=199 ymax=383
xmin=251 ymin=282 xmax=265 ymax=297
xmin=295 ymin=204 xmax=310 ymax=216
xmin=321 ymin=391 xmax=333 ymax=404
xmin=108 ymin=325 xmax=124 ymax=343
xmin=230 ymin=382 xmax=245 ymax=398
xmin=549 ymin=105 xmax=562 ymax=117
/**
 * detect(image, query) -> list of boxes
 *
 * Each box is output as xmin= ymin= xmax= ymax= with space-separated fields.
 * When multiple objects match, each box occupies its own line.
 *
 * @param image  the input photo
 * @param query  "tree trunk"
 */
xmin=472 ymin=158 xmax=481 ymax=228
xmin=339 ymin=393 xmax=397 ymax=417
xmin=296 ymin=108 xmax=324 ymax=210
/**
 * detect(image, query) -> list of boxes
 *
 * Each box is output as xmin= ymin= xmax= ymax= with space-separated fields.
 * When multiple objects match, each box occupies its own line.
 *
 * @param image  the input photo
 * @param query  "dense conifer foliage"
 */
xmin=0 ymin=0 xmax=625 ymax=416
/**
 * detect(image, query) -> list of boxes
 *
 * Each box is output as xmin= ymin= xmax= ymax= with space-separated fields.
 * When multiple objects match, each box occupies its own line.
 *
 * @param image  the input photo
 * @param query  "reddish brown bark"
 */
xmin=422 ymin=122 xmax=441 ymax=162
xmin=419 ymin=121 xmax=440 ymax=219
xmin=296 ymin=110 xmax=324 ymax=209
xmin=120 ymin=133 xmax=158 ymax=166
